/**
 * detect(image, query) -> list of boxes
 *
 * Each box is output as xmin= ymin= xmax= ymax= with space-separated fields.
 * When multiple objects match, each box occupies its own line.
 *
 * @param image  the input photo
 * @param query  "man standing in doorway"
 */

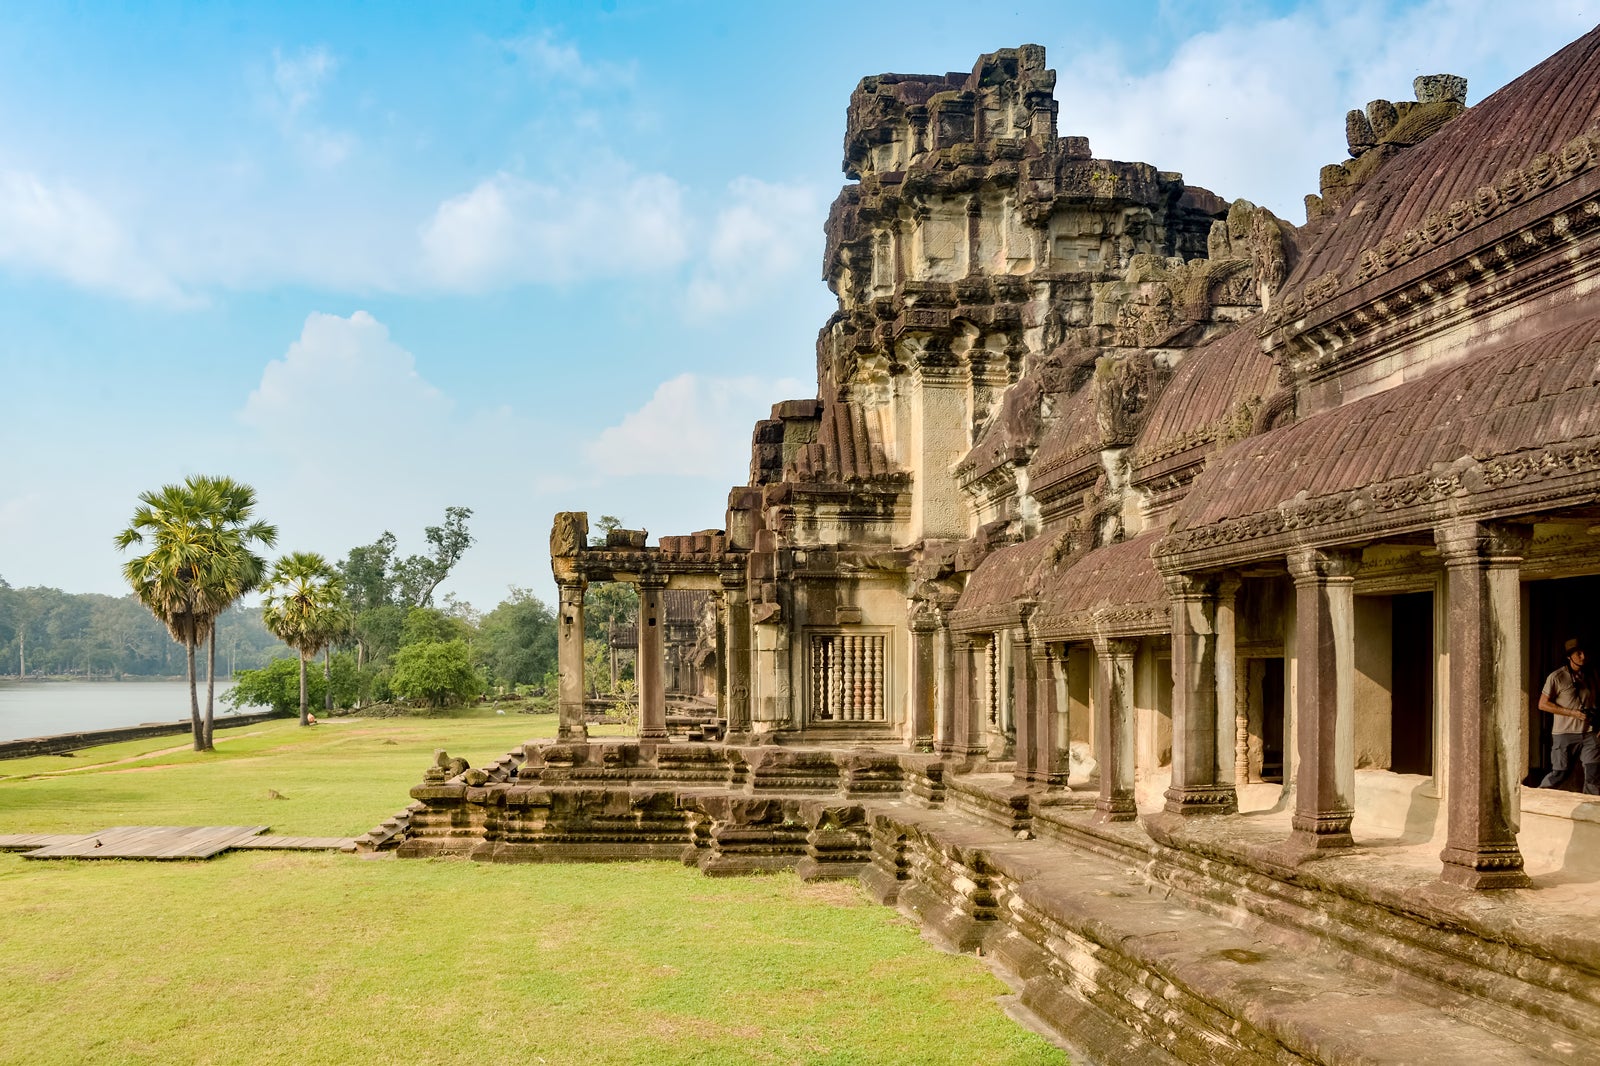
xmin=1538 ymin=638 xmax=1599 ymax=794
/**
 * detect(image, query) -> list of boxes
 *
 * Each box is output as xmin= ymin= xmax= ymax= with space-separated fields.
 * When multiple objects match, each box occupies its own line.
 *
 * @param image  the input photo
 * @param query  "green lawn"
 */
xmin=0 ymin=713 xmax=1067 ymax=1065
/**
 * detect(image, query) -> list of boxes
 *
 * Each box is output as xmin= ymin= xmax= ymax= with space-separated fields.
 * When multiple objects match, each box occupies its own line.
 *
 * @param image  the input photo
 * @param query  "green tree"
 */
xmin=392 ymin=506 xmax=474 ymax=608
xmin=192 ymin=477 xmax=277 ymax=748
xmin=477 ymin=587 xmax=557 ymax=691
xmin=390 ymin=639 xmax=481 ymax=708
xmin=224 ymin=653 xmax=359 ymax=716
xmin=116 ymin=475 xmax=278 ymax=750
xmin=260 ymin=552 xmax=346 ymax=726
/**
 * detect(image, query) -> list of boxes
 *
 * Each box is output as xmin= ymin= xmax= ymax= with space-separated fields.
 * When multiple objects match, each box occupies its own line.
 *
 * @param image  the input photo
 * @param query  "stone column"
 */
xmin=951 ymin=636 xmax=976 ymax=755
xmin=720 ymin=574 xmax=751 ymax=734
xmin=557 ymin=579 xmax=588 ymax=742
xmin=1164 ymin=574 xmax=1237 ymax=815
xmin=1214 ymin=574 xmax=1243 ymax=790
xmin=637 ymin=579 xmax=668 ymax=741
xmin=1094 ymin=638 xmax=1138 ymax=821
xmin=947 ymin=633 xmax=985 ymax=752
xmin=1012 ymin=632 xmax=1036 ymax=786
xmin=1286 ymin=548 xmax=1361 ymax=851
xmin=935 ymin=620 xmax=956 ymax=755
xmin=1435 ymin=521 xmax=1530 ymax=889
xmin=909 ymin=605 xmax=938 ymax=751
xmin=1033 ymin=643 xmax=1067 ymax=788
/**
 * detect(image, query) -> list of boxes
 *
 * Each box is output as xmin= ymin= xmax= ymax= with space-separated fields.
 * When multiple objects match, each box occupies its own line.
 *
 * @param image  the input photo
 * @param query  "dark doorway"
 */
xmin=1260 ymin=658 xmax=1284 ymax=783
xmin=1391 ymin=592 xmax=1435 ymax=776
xmin=1526 ymin=576 xmax=1600 ymax=787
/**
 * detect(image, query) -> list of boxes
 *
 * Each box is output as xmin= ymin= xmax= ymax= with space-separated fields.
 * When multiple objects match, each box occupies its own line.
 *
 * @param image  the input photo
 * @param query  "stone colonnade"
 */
xmin=1154 ymin=519 xmax=1530 ymax=889
xmin=555 ymin=568 xmax=752 ymax=744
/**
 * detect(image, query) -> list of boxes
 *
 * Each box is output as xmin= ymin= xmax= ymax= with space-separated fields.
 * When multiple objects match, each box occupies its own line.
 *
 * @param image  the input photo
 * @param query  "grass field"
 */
xmin=0 ymin=712 xmax=1068 ymax=1065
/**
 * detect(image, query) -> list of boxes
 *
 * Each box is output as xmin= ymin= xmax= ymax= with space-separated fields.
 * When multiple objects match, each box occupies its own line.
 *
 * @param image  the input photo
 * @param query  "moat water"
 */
xmin=0 ymin=679 xmax=239 ymax=741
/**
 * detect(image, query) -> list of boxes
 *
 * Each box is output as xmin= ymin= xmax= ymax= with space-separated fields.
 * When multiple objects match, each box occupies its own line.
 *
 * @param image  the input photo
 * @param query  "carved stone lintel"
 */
xmin=1286 ymin=546 xmax=1361 ymax=584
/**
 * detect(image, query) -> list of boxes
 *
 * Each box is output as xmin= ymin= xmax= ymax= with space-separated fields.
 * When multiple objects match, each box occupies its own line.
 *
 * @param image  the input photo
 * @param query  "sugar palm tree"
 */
xmin=192 ymin=477 xmax=277 ymax=748
xmin=261 ymin=552 xmax=346 ymax=726
xmin=117 ymin=476 xmax=278 ymax=750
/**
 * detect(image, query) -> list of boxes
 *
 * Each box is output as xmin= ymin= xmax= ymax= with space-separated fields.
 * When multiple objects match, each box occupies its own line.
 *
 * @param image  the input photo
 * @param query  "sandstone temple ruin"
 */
xmin=383 ymin=30 xmax=1600 ymax=1064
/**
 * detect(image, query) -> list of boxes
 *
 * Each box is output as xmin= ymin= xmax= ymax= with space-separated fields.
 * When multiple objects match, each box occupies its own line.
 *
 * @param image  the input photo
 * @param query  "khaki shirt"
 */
xmin=1542 ymin=665 xmax=1593 ymax=735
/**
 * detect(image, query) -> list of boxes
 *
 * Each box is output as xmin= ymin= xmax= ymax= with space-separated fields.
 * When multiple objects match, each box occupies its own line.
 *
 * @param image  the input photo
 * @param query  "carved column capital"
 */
xmin=1434 ymin=519 xmax=1530 ymax=568
xmin=1160 ymin=570 xmax=1217 ymax=601
xmin=1286 ymin=546 xmax=1361 ymax=584
xmin=1215 ymin=571 xmax=1243 ymax=600
xmin=1092 ymin=636 xmax=1140 ymax=659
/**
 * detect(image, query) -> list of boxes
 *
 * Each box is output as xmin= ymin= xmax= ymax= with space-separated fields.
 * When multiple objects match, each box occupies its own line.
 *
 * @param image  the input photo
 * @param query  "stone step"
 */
xmin=872 ymin=802 xmax=1577 ymax=1065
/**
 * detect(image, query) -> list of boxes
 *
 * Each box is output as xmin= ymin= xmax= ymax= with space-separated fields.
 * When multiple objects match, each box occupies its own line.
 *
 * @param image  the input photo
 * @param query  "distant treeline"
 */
xmin=0 ymin=581 xmax=281 ymax=679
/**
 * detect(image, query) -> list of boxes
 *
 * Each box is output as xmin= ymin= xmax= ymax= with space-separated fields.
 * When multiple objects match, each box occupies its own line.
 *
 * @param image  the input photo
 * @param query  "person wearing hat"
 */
xmin=1538 ymin=638 xmax=1600 ymax=794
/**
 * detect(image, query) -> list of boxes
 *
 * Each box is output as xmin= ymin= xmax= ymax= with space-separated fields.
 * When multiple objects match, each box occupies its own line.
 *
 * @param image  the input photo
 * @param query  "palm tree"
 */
xmin=116 ymin=476 xmax=278 ymax=751
xmin=192 ymin=477 xmax=276 ymax=748
xmin=261 ymin=552 xmax=345 ymax=726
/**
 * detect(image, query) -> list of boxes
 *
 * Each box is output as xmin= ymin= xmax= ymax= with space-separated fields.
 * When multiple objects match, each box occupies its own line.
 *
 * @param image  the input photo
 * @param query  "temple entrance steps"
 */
xmin=382 ymin=741 xmax=1600 ymax=1064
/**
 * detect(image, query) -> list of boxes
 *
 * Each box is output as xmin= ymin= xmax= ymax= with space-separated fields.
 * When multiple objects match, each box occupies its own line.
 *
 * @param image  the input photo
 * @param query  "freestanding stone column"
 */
xmin=1033 ymin=642 xmax=1067 ymax=788
xmin=557 ymin=578 xmax=588 ymax=742
xmin=1164 ymin=574 xmax=1237 ymax=815
xmin=951 ymin=636 xmax=985 ymax=757
xmin=1286 ymin=547 xmax=1361 ymax=851
xmin=909 ymin=604 xmax=938 ymax=751
xmin=637 ymin=579 xmax=668 ymax=742
xmin=720 ymin=573 xmax=751 ymax=735
xmin=935 ymin=621 xmax=956 ymax=755
xmin=1095 ymin=637 xmax=1139 ymax=821
xmin=1215 ymin=575 xmax=1242 ymax=790
xmin=1012 ymin=632 xmax=1036 ymax=786
xmin=1435 ymin=521 xmax=1530 ymax=889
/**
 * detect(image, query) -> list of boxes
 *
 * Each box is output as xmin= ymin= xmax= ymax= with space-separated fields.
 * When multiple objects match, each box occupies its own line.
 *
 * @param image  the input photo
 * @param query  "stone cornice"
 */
xmin=1156 ymin=436 xmax=1600 ymax=571
xmin=1030 ymin=602 xmax=1169 ymax=642
xmin=1264 ymin=152 xmax=1600 ymax=388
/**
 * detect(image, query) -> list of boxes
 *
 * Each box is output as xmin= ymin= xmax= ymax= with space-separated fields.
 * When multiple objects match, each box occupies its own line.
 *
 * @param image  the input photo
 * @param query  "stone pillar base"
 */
xmin=1162 ymin=784 xmax=1238 ymax=816
xmin=1093 ymin=796 xmax=1137 ymax=823
xmin=1288 ymin=809 xmax=1354 ymax=850
xmin=557 ymin=721 xmax=588 ymax=743
xmin=1439 ymin=844 xmax=1530 ymax=890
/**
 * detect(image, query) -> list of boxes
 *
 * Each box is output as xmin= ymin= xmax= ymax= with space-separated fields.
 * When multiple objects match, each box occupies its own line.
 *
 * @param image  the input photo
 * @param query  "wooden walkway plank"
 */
xmin=21 ymin=825 xmax=269 ymax=860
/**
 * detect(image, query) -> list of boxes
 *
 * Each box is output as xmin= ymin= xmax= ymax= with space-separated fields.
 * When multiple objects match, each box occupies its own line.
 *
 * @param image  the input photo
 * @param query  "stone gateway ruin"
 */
xmin=386 ymin=31 xmax=1600 ymax=1064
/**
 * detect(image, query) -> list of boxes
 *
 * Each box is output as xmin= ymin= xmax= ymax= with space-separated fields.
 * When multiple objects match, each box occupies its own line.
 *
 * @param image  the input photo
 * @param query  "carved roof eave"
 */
xmin=949 ymin=602 xmax=1031 ymax=634
xmin=788 ymin=476 xmax=912 ymax=499
xmin=1155 ymin=438 xmax=1600 ymax=573
xmin=1263 ymin=164 xmax=1600 ymax=383
xmin=1029 ymin=603 xmax=1169 ymax=642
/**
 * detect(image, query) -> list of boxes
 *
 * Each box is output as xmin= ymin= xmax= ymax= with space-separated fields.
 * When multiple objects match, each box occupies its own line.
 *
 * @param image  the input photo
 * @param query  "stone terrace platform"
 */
xmin=379 ymin=739 xmax=1600 ymax=1065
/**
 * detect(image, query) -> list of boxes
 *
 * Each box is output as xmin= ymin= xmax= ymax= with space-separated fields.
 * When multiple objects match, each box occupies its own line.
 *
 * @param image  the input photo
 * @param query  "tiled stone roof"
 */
xmin=1164 ymin=315 xmax=1600 ymax=548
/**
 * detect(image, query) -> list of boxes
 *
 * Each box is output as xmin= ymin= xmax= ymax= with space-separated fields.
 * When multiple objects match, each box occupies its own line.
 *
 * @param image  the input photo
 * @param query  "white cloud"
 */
xmin=239 ymin=310 xmax=450 ymax=455
xmin=266 ymin=45 xmax=353 ymax=167
xmin=0 ymin=170 xmax=187 ymax=303
xmin=419 ymin=168 xmax=688 ymax=290
xmin=585 ymin=373 xmax=808 ymax=478
xmin=687 ymin=177 xmax=823 ymax=319
xmin=1053 ymin=0 xmax=1597 ymax=221
xmin=502 ymin=31 xmax=632 ymax=89
xmin=273 ymin=45 xmax=337 ymax=115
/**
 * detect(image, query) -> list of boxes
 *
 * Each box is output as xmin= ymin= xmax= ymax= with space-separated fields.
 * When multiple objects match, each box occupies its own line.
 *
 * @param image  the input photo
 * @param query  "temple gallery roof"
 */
xmin=1132 ymin=322 xmax=1279 ymax=483
xmin=953 ymin=529 xmax=1167 ymax=638
xmin=1283 ymin=27 xmax=1600 ymax=309
xmin=1162 ymin=314 xmax=1600 ymax=557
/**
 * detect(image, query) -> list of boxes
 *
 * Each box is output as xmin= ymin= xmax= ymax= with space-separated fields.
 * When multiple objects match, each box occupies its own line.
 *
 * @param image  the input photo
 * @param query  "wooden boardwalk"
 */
xmin=0 ymin=826 xmax=354 ymax=860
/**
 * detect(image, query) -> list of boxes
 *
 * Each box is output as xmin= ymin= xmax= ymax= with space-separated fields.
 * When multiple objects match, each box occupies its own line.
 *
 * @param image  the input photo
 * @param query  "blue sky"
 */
xmin=1 ymin=0 xmax=1593 ymax=611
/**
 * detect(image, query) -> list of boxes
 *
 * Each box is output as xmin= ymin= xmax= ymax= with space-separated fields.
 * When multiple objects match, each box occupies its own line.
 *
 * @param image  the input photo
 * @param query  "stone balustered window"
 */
xmin=808 ymin=631 xmax=888 ymax=723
